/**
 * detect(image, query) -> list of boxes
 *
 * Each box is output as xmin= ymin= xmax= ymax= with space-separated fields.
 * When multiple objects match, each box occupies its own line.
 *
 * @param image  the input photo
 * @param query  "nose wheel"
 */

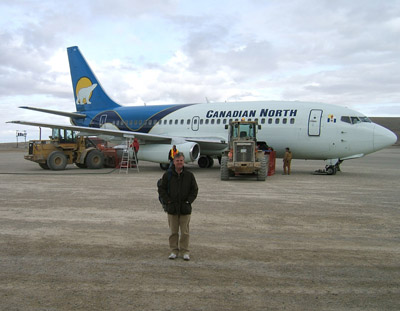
xmin=325 ymin=165 xmax=337 ymax=175
xmin=314 ymin=160 xmax=342 ymax=175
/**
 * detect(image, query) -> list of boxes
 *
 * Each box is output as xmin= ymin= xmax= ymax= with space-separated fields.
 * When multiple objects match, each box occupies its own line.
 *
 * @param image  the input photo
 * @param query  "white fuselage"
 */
xmin=140 ymin=101 xmax=395 ymax=160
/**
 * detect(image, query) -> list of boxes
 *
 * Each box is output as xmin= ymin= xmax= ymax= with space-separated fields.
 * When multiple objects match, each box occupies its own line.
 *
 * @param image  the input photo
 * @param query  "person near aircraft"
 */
xmin=129 ymin=138 xmax=140 ymax=163
xmin=158 ymin=152 xmax=198 ymax=261
xmin=168 ymin=145 xmax=179 ymax=168
xmin=283 ymin=147 xmax=292 ymax=175
xmin=132 ymin=138 xmax=139 ymax=153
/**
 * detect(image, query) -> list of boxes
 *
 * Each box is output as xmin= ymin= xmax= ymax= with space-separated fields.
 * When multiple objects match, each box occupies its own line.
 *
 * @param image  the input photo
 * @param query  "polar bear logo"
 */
xmin=76 ymin=83 xmax=97 ymax=105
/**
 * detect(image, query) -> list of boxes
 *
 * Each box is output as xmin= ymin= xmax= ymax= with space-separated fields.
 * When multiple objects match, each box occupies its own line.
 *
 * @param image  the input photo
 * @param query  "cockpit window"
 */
xmin=341 ymin=116 xmax=351 ymax=124
xmin=359 ymin=116 xmax=371 ymax=123
xmin=341 ymin=116 xmax=371 ymax=124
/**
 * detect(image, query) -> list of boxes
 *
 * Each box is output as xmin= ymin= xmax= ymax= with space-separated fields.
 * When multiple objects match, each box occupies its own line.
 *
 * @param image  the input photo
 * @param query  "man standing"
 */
xmin=283 ymin=147 xmax=292 ymax=175
xmin=158 ymin=152 xmax=198 ymax=261
xmin=168 ymin=145 xmax=179 ymax=167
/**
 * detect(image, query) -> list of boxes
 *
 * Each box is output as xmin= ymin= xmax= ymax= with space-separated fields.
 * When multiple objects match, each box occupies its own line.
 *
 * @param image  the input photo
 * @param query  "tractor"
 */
xmin=220 ymin=120 xmax=267 ymax=181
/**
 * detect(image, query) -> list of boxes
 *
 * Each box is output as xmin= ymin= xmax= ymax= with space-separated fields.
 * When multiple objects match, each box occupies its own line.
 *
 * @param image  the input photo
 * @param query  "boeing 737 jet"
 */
xmin=8 ymin=46 xmax=397 ymax=173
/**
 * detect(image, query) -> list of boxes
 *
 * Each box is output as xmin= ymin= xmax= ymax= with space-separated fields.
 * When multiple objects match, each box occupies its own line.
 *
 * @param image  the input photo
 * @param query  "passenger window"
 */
xmin=290 ymin=118 xmax=295 ymax=124
xmin=268 ymin=118 xmax=273 ymax=124
xmin=175 ymin=119 xmax=178 ymax=125
xmin=180 ymin=119 xmax=184 ymax=125
xmin=187 ymin=119 xmax=190 ymax=125
xmin=275 ymin=118 xmax=280 ymax=124
xmin=169 ymin=120 xmax=172 ymax=125
xmin=282 ymin=118 xmax=287 ymax=124
xmin=261 ymin=118 xmax=265 ymax=124
xmin=205 ymin=119 xmax=209 ymax=125
xmin=211 ymin=119 xmax=215 ymax=124
xmin=200 ymin=119 xmax=203 ymax=125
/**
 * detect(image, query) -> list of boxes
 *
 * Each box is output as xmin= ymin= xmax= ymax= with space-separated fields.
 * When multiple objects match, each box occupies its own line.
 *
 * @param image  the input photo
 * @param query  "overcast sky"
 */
xmin=1 ymin=0 xmax=400 ymax=142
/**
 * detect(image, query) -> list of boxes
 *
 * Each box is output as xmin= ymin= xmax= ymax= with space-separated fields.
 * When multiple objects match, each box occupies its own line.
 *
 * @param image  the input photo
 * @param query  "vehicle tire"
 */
xmin=75 ymin=163 xmax=87 ymax=169
xmin=47 ymin=151 xmax=67 ymax=170
xmin=39 ymin=163 xmax=50 ymax=170
xmin=160 ymin=163 xmax=169 ymax=170
xmin=220 ymin=156 xmax=230 ymax=180
xmin=85 ymin=150 xmax=104 ymax=169
xmin=257 ymin=157 xmax=267 ymax=181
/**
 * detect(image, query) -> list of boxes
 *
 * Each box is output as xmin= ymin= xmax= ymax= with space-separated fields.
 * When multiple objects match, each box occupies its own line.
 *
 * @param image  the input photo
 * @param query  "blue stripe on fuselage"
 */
xmin=72 ymin=103 xmax=194 ymax=133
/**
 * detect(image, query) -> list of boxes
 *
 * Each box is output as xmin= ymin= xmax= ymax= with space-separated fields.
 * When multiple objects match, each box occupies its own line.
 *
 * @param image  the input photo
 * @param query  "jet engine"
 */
xmin=137 ymin=142 xmax=200 ymax=163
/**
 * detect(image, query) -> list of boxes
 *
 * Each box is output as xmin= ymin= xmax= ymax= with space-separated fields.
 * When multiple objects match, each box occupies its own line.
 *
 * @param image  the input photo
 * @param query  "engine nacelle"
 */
xmin=137 ymin=142 xmax=200 ymax=164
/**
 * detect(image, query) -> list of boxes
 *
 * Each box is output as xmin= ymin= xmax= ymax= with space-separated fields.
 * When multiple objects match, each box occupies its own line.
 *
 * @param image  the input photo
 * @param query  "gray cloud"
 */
xmin=1 ymin=0 xmax=400 ymax=142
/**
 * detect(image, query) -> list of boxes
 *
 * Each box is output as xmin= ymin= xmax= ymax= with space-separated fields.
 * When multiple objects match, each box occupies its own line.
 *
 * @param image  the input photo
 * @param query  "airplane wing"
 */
xmin=7 ymin=121 xmax=227 ymax=147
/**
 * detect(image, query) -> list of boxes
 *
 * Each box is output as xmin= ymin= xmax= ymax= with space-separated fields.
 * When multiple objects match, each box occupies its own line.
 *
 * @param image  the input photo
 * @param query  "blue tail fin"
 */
xmin=67 ymin=46 xmax=120 ymax=112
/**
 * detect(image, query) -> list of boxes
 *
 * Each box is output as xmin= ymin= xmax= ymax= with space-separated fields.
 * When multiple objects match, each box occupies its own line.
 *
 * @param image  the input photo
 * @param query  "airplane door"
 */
xmin=100 ymin=114 xmax=107 ymax=126
xmin=308 ymin=109 xmax=322 ymax=136
xmin=191 ymin=116 xmax=200 ymax=131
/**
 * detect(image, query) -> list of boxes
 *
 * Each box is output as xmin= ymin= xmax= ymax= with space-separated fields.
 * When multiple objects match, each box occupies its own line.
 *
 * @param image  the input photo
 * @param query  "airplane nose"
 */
xmin=373 ymin=125 xmax=397 ymax=151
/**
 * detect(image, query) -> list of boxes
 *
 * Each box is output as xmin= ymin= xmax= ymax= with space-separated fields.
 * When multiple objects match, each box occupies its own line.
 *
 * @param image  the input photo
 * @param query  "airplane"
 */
xmin=8 ymin=46 xmax=397 ymax=174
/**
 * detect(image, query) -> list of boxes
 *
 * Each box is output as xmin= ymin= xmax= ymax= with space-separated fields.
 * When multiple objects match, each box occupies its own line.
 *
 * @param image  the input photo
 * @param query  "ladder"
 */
xmin=119 ymin=137 xmax=139 ymax=174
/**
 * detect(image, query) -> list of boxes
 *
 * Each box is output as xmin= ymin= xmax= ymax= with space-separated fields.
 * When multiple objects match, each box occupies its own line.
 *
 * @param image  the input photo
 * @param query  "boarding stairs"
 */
xmin=119 ymin=137 xmax=139 ymax=174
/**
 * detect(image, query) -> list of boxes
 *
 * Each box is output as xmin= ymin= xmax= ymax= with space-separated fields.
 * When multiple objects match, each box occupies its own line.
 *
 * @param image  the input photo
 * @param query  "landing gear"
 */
xmin=160 ymin=163 xmax=169 ymax=170
xmin=315 ymin=159 xmax=342 ymax=175
xmin=325 ymin=165 xmax=337 ymax=175
xmin=198 ymin=155 xmax=214 ymax=168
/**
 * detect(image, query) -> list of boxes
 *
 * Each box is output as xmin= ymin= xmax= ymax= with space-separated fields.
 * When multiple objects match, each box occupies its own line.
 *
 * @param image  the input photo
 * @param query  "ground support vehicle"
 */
xmin=220 ymin=120 xmax=267 ymax=181
xmin=25 ymin=128 xmax=110 ymax=170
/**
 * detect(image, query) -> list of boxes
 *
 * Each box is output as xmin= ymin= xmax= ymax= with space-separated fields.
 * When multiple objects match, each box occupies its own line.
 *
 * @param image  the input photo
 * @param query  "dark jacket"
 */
xmin=158 ymin=166 xmax=198 ymax=215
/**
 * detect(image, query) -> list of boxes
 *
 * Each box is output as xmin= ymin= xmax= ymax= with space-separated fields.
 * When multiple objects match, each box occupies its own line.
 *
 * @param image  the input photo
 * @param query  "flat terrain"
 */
xmin=0 ymin=146 xmax=399 ymax=310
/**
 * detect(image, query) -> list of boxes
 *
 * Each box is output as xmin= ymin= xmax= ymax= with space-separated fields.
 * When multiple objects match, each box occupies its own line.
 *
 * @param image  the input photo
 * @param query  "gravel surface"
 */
xmin=1 ymin=146 xmax=399 ymax=310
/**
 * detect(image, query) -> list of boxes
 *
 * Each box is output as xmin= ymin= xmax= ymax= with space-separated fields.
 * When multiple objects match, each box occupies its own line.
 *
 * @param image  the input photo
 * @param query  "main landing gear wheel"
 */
xmin=198 ymin=155 xmax=214 ymax=168
xmin=160 ymin=163 xmax=169 ymax=170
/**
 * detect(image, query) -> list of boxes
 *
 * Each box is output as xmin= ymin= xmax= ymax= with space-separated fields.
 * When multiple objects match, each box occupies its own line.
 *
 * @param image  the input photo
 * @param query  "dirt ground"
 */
xmin=0 ymin=145 xmax=399 ymax=310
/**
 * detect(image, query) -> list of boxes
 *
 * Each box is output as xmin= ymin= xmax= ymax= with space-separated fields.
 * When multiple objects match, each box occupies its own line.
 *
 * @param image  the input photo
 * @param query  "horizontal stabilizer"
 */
xmin=7 ymin=120 xmax=172 ymax=143
xmin=19 ymin=106 xmax=86 ymax=119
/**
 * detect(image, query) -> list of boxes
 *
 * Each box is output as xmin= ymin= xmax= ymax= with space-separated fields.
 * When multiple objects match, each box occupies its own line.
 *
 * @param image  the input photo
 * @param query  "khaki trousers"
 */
xmin=168 ymin=214 xmax=191 ymax=255
xmin=283 ymin=160 xmax=291 ymax=175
